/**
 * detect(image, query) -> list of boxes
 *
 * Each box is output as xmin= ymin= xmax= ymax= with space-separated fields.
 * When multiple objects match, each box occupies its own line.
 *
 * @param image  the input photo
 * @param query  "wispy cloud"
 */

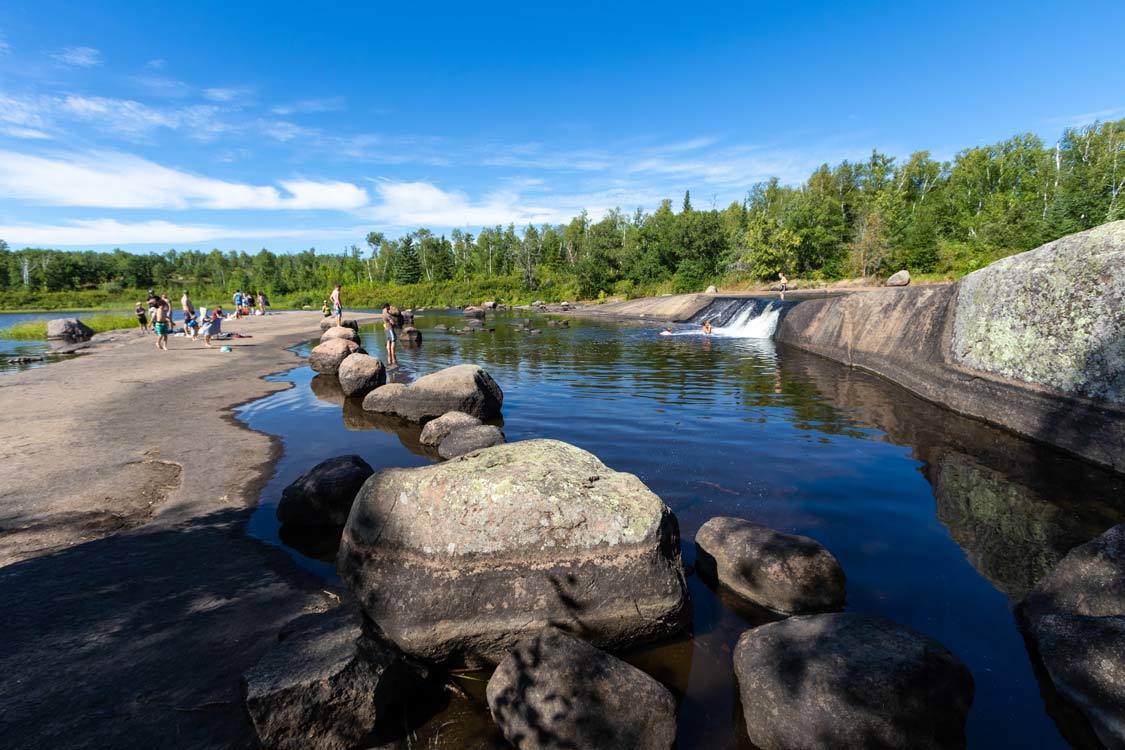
xmin=145 ymin=58 xmax=166 ymax=69
xmin=0 ymin=149 xmax=369 ymax=211
xmin=1043 ymin=107 xmax=1124 ymax=128
xmin=51 ymin=46 xmax=101 ymax=67
xmin=260 ymin=120 xmax=319 ymax=142
xmin=271 ymin=97 xmax=345 ymax=116
xmin=204 ymin=86 xmax=252 ymax=103
xmin=0 ymin=218 xmax=363 ymax=246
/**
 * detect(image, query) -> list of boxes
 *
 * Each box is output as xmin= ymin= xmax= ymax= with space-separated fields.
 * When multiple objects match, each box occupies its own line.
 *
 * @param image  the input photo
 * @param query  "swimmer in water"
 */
xmin=659 ymin=326 xmax=673 ymax=336
xmin=702 ymin=320 xmax=713 ymax=335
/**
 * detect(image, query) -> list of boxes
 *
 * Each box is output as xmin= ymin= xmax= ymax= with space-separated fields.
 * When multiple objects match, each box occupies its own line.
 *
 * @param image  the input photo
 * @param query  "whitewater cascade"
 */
xmin=686 ymin=297 xmax=790 ymax=338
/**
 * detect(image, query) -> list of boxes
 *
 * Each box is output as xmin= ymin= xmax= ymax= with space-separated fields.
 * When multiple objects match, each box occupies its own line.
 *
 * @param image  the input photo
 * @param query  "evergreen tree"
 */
xmin=392 ymin=237 xmax=422 ymax=284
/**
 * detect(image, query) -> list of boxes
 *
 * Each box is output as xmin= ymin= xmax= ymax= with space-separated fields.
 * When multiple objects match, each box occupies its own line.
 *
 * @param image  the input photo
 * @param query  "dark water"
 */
xmin=0 ymin=311 xmax=93 ymax=373
xmin=238 ymin=309 xmax=1125 ymax=749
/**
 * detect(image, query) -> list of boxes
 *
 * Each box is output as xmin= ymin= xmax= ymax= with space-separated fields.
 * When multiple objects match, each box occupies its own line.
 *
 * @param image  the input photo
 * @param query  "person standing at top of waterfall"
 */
xmin=330 ymin=283 xmax=343 ymax=327
xmin=778 ymin=272 xmax=789 ymax=300
xmin=381 ymin=302 xmax=399 ymax=367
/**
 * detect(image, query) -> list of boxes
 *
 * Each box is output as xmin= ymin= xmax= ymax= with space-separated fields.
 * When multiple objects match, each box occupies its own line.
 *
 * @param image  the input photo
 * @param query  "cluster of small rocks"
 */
xmin=419 ymin=410 xmax=505 ymax=459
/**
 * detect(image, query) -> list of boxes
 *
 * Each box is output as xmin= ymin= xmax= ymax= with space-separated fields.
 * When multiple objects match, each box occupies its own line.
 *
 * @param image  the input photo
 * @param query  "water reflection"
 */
xmin=238 ymin=309 xmax=1125 ymax=750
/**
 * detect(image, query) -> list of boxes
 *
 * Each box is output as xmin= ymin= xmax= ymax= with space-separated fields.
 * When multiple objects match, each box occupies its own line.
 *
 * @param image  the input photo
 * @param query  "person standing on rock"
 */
xmin=778 ymin=272 xmax=788 ymax=301
xmin=181 ymin=290 xmax=195 ymax=320
xmin=134 ymin=302 xmax=149 ymax=332
xmin=330 ymin=283 xmax=343 ymax=328
xmin=152 ymin=300 xmax=171 ymax=351
xmin=381 ymin=302 xmax=399 ymax=367
xmin=200 ymin=306 xmax=223 ymax=348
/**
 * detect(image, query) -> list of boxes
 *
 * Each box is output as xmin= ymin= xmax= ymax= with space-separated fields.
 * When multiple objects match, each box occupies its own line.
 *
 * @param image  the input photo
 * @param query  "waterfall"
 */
xmin=686 ymin=297 xmax=790 ymax=339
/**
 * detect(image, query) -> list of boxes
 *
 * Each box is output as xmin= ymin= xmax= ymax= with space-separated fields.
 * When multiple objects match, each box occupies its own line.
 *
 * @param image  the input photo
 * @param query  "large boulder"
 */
xmin=399 ymin=326 xmax=422 ymax=345
xmin=463 ymin=306 xmax=486 ymax=318
xmin=886 ymin=269 xmax=911 ymax=286
xmin=319 ymin=318 xmax=358 ymax=332
xmin=481 ymin=301 xmax=498 ymax=310
xmin=309 ymin=338 xmax=363 ymax=375
xmin=695 ymin=517 xmax=845 ymax=615
xmin=276 ymin=455 xmax=374 ymax=530
xmin=243 ymin=607 xmax=427 ymax=750
xmin=361 ymin=364 xmax=503 ymax=422
xmin=46 ymin=317 xmax=94 ymax=342
xmin=1021 ymin=524 xmax=1125 ymax=747
xmin=734 ymin=613 xmax=974 ymax=749
xmin=486 ymin=627 xmax=676 ymax=750
xmin=705 ymin=285 xmax=718 ymax=293
xmin=337 ymin=439 xmax=690 ymax=664
xmin=320 ymin=326 xmax=359 ymax=344
xmin=419 ymin=411 xmax=481 ymax=446
xmin=337 ymin=354 xmax=386 ymax=398
xmin=951 ymin=220 xmax=1125 ymax=403
xmin=437 ymin=424 xmax=505 ymax=459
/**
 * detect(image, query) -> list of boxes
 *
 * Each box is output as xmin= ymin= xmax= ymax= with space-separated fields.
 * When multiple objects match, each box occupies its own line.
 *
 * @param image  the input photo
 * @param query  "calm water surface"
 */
xmin=239 ymin=309 xmax=1124 ymax=749
xmin=0 ymin=310 xmax=98 ymax=372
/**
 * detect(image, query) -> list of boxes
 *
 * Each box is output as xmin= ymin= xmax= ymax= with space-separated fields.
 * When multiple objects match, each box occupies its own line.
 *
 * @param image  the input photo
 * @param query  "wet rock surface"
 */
xmin=486 ymin=627 xmax=677 ymax=750
xmin=276 ymin=455 xmax=374 ymax=530
xmin=243 ymin=606 xmax=427 ymax=750
xmin=361 ymin=364 xmax=503 ymax=422
xmin=695 ymin=516 xmax=845 ymax=615
xmin=309 ymin=339 xmax=363 ymax=375
xmin=337 ymin=353 xmax=386 ymax=398
xmin=419 ymin=411 xmax=482 ymax=446
xmin=436 ymin=424 xmax=506 ymax=459
xmin=734 ymin=613 xmax=974 ymax=750
xmin=337 ymin=439 xmax=690 ymax=664
xmin=1021 ymin=524 xmax=1125 ymax=747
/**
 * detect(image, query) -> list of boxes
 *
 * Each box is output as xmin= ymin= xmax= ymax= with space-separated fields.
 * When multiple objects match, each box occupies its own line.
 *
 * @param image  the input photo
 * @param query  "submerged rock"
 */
xmin=487 ymin=627 xmax=677 ymax=750
xmin=243 ymin=607 xmax=427 ymax=750
xmin=419 ymin=411 xmax=481 ymax=446
xmin=399 ymin=326 xmax=422 ymax=345
xmin=1021 ymin=524 xmax=1125 ymax=747
xmin=361 ymin=364 xmax=503 ymax=422
xmin=309 ymin=339 xmax=363 ymax=375
xmin=734 ymin=613 xmax=974 ymax=749
xmin=437 ymin=424 xmax=505 ymax=459
xmin=319 ymin=317 xmax=359 ymax=332
xmin=46 ymin=317 xmax=94 ymax=342
xmin=276 ymin=455 xmax=374 ymax=530
xmin=320 ymin=326 xmax=359 ymax=344
xmin=337 ymin=439 xmax=690 ymax=664
xmin=695 ymin=516 xmax=845 ymax=615
xmin=463 ymin=306 xmax=486 ymax=318
xmin=886 ymin=269 xmax=911 ymax=286
xmin=432 ymin=324 xmax=449 ymax=332
xmin=337 ymin=354 xmax=386 ymax=398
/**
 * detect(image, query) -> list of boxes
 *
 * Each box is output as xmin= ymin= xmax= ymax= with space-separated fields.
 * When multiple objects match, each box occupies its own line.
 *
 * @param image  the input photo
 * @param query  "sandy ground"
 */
xmin=0 ymin=311 xmax=368 ymax=748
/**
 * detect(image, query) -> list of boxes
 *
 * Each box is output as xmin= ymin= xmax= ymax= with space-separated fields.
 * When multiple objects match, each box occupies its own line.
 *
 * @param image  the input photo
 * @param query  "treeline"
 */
xmin=0 ymin=119 xmax=1121 ymax=306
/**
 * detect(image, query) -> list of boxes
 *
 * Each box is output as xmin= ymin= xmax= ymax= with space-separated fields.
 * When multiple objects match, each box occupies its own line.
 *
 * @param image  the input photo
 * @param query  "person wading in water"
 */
xmin=778 ymin=271 xmax=789 ymax=301
xmin=381 ymin=302 xmax=399 ymax=367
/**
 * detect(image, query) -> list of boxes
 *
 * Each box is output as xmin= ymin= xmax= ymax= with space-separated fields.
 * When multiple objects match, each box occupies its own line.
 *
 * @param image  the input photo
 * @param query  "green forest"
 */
xmin=1 ymin=119 xmax=1122 ymax=311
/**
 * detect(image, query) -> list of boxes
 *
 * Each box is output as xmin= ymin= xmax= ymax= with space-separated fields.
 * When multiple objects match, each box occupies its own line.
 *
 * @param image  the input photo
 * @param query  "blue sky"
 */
xmin=0 ymin=0 xmax=1122 ymax=252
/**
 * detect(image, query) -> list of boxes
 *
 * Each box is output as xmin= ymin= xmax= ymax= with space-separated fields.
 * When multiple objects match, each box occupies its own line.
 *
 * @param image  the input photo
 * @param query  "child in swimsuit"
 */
xmin=135 ymin=303 xmax=148 ymax=331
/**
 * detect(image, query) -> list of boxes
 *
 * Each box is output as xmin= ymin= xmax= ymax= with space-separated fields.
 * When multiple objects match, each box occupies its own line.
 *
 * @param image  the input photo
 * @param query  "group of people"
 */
xmin=232 ymin=289 xmax=269 ymax=318
xmin=320 ymin=283 xmax=402 ymax=368
xmin=135 ymin=289 xmax=229 ymax=351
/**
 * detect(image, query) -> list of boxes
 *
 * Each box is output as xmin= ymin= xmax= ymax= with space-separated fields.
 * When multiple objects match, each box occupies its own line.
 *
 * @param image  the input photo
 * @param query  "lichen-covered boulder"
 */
xmin=695 ymin=517 xmax=845 ymax=615
xmin=319 ymin=317 xmax=358 ymax=332
xmin=320 ymin=326 xmax=359 ymax=344
xmin=46 ymin=317 xmax=94 ymax=342
xmin=951 ymin=220 xmax=1125 ymax=402
xmin=309 ymin=338 xmax=363 ymax=375
xmin=360 ymin=364 xmax=503 ymax=422
xmin=487 ymin=627 xmax=676 ymax=750
xmin=437 ymin=425 xmax=505 ymax=459
xmin=419 ymin=411 xmax=481 ymax=446
xmin=886 ymin=269 xmax=911 ymax=286
xmin=734 ymin=613 xmax=974 ymax=749
xmin=337 ymin=439 xmax=690 ymax=664
xmin=243 ymin=607 xmax=427 ymax=750
xmin=1021 ymin=524 xmax=1125 ymax=747
xmin=276 ymin=455 xmax=374 ymax=530
xmin=337 ymin=354 xmax=386 ymax=398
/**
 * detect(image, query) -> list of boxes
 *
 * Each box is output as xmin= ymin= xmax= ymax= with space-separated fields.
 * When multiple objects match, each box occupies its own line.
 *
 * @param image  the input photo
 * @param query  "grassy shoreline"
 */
xmin=1 ymin=314 xmax=138 ymax=340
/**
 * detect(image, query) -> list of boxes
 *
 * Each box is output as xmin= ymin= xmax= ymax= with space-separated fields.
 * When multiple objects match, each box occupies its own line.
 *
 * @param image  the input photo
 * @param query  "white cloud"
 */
xmin=271 ymin=97 xmax=345 ymax=116
xmin=0 ymin=218 xmax=362 ymax=246
xmin=261 ymin=120 xmax=319 ymax=142
xmin=145 ymin=58 xmax=166 ymax=69
xmin=1044 ymin=108 xmax=1124 ymax=128
xmin=58 ymin=95 xmax=231 ymax=140
xmin=0 ymin=149 xmax=369 ymax=211
xmin=51 ymin=46 xmax=101 ymax=67
xmin=204 ymin=86 xmax=251 ymax=102
xmin=1 ymin=127 xmax=51 ymax=139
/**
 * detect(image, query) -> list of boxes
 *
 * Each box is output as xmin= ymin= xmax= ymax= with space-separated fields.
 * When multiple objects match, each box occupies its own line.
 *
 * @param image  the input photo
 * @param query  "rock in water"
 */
xmin=276 ymin=455 xmax=374 ymax=530
xmin=361 ymin=364 xmax=503 ymax=422
xmin=695 ymin=516 xmax=845 ymax=614
xmin=486 ymin=627 xmax=677 ymax=750
xmin=482 ymin=300 xmax=498 ymax=310
xmin=319 ymin=318 xmax=359 ymax=332
xmin=320 ymin=325 xmax=359 ymax=344
xmin=399 ymin=326 xmax=422 ymax=345
xmin=463 ymin=306 xmax=486 ymax=318
xmin=337 ymin=439 xmax=690 ymax=664
xmin=419 ymin=411 xmax=482 ymax=446
xmin=243 ymin=607 xmax=427 ymax=750
xmin=1021 ymin=524 xmax=1125 ymax=747
xmin=886 ymin=269 xmax=911 ymax=286
xmin=952 ymin=220 xmax=1125 ymax=403
xmin=309 ymin=338 xmax=363 ymax=375
xmin=705 ymin=284 xmax=718 ymax=293
xmin=337 ymin=354 xmax=386 ymax=398
xmin=734 ymin=613 xmax=974 ymax=749
xmin=437 ymin=425 xmax=505 ymax=459
xmin=46 ymin=317 xmax=94 ymax=342
xmin=432 ymin=324 xmax=449 ymax=332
